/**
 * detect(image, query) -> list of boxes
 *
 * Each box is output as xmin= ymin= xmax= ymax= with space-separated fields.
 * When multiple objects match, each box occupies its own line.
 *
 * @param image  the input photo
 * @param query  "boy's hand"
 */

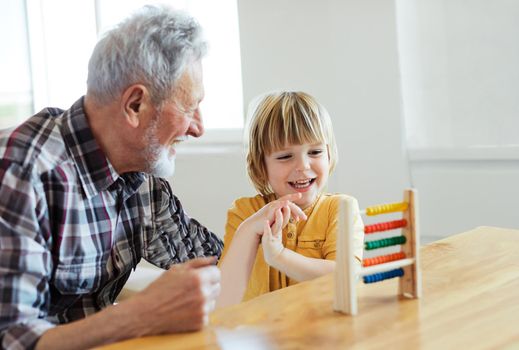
xmin=240 ymin=193 xmax=306 ymax=237
xmin=262 ymin=209 xmax=285 ymax=267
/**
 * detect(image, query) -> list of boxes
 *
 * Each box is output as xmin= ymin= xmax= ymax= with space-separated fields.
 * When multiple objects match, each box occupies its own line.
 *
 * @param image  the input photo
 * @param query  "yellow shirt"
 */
xmin=220 ymin=193 xmax=364 ymax=302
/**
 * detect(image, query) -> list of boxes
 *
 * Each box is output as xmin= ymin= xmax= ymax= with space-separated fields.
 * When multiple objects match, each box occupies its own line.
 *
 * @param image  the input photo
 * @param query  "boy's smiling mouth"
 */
xmin=288 ymin=178 xmax=316 ymax=190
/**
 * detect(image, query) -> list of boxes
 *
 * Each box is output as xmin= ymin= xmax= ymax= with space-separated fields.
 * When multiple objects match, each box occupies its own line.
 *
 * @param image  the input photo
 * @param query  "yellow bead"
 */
xmin=365 ymin=202 xmax=408 ymax=216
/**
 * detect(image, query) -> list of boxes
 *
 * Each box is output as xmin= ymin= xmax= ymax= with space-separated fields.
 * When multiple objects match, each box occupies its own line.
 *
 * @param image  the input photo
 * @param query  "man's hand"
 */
xmin=128 ymin=256 xmax=221 ymax=335
xmin=35 ymin=257 xmax=221 ymax=350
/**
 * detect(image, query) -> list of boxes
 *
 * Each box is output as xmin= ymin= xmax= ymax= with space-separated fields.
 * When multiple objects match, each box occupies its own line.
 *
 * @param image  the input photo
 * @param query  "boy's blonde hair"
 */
xmin=246 ymin=91 xmax=338 ymax=196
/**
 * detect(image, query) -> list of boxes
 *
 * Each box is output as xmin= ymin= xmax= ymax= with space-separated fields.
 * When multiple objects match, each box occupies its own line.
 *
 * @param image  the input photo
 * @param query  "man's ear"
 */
xmin=121 ymin=84 xmax=148 ymax=128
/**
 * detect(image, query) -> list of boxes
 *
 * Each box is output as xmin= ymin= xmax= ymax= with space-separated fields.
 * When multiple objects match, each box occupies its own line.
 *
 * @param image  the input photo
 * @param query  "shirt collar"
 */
xmin=302 ymin=194 xmax=322 ymax=217
xmin=60 ymin=97 xmax=145 ymax=199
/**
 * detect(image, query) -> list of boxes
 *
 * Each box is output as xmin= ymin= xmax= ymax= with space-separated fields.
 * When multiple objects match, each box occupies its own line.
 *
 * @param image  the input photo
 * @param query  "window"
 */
xmin=1 ymin=0 xmax=243 ymax=134
xmin=0 ymin=2 xmax=32 ymax=129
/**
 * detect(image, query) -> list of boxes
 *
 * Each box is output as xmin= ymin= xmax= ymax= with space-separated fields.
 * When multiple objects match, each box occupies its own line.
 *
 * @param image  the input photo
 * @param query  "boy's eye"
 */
xmin=309 ymin=149 xmax=324 ymax=156
xmin=276 ymin=154 xmax=292 ymax=160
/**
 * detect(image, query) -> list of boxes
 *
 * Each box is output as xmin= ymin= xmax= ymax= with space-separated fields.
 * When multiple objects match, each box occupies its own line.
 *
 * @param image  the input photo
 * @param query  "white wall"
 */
xmin=410 ymin=158 xmax=519 ymax=240
xmin=238 ymin=0 xmax=410 ymax=205
xmin=172 ymin=0 xmax=519 ymax=245
xmin=397 ymin=0 xmax=519 ymax=149
xmin=397 ymin=0 xmax=519 ymax=240
xmin=170 ymin=147 xmax=254 ymax=235
xmin=171 ymin=0 xmax=410 ymax=238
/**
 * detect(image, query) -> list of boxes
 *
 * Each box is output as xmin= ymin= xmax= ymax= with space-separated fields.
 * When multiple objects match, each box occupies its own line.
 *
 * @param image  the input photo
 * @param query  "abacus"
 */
xmin=333 ymin=189 xmax=421 ymax=315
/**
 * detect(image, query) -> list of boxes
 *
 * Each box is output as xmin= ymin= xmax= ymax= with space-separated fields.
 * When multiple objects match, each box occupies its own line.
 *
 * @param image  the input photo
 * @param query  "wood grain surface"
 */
xmin=100 ymin=226 xmax=519 ymax=350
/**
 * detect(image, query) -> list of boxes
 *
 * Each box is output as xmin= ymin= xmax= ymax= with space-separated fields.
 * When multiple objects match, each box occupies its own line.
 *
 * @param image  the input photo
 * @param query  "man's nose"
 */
xmin=187 ymin=109 xmax=204 ymax=138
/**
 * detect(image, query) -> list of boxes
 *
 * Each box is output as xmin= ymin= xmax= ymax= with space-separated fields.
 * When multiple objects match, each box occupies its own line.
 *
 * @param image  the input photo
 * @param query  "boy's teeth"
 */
xmin=291 ymin=179 xmax=312 ymax=188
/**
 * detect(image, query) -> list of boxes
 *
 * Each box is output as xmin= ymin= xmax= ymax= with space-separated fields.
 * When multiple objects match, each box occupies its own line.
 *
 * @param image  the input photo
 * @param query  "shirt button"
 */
xmin=287 ymin=232 xmax=294 ymax=239
xmin=289 ymin=218 xmax=294 ymax=224
xmin=314 ymin=241 xmax=320 ymax=248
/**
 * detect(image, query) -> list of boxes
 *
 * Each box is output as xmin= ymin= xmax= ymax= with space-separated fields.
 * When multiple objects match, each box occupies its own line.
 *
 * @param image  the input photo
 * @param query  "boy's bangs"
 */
xmin=263 ymin=110 xmax=326 ymax=154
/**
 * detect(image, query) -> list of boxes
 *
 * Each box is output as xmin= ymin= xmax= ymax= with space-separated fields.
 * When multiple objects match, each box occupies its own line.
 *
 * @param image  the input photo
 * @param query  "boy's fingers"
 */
xmin=275 ymin=195 xmax=307 ymax=221
xmin=265 ymin=195 xmax=307 ymax=224
xmin=281 ymin=205 xmax=291 ymax=227
xmin=287 ymin=202 xmax=307 ymax=221
xmin=278 ymin=193 xmax=302 ymax=202
xmin=267 ymin=201 xmax=286 ymax=218
xmin=262 ymin=220 xmax=271 ymax=242
xmin=272 ymin=209 xmax=283 ymax=235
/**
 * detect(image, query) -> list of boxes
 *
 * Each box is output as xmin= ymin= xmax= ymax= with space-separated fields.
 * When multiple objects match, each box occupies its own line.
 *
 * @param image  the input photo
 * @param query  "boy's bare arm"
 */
xmin=262 ymin=211 xmax=335 ymax=282
xmin=217 ymin=194 xmax=307 ymax=308
xmin=268 ymin=247 xmax=336 ymax=282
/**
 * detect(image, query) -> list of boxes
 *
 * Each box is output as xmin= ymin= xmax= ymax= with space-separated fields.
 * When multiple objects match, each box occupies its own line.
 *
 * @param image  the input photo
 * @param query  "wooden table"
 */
xmin=102 ymin=226 xmax=519 ymax=349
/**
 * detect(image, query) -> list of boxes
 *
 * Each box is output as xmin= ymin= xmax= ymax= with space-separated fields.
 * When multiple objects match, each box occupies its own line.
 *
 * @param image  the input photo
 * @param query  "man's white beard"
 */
xmin=150 ymin=147 xmax=176 ymax=178
xmin=144 ymin=117 xmax=176 ymax=178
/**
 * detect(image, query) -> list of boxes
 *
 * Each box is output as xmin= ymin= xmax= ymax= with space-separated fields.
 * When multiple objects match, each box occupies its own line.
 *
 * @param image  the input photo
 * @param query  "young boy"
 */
xmin=217 ymin=91 xmax=364 ymax=307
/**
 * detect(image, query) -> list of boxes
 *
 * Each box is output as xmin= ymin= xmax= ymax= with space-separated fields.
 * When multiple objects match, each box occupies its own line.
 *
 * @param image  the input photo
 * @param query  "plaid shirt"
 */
xmin=0 ymin=97 xmax=223 ymax=349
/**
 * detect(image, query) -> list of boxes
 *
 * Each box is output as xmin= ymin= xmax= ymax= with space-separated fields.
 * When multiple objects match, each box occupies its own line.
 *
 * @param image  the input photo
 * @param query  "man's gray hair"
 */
xmin=87 ymin=5 xmax=207 ymax=106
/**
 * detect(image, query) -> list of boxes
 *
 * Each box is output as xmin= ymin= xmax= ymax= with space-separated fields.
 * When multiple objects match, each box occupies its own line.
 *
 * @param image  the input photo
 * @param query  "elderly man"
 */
xmin=0 ymin=6 xmax=223 ymax=349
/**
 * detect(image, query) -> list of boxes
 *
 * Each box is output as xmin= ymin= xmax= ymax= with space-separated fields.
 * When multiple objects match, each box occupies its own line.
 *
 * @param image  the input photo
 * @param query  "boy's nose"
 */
xmin=295 ymin=156 xmax=310 ymax=171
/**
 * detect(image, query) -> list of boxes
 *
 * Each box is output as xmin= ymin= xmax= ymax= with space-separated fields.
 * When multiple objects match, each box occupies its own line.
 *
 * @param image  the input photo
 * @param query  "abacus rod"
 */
xmin=360 ymin=209 xmax=407 ymax=216
xmin=358 ymin=258 xmax=415 ymax=277
xmin=359 ymin=209 xmax=407 ymax=216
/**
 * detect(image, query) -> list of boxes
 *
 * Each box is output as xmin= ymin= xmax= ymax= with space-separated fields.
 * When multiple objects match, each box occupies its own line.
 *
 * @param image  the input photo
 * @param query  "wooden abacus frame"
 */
xmin=333 ymin=188 xmax=422 ymax=315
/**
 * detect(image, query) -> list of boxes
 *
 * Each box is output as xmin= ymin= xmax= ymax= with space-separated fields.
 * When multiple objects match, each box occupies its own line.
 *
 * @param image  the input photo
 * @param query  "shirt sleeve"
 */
xmin=144 ymin=178 xmax=223 ymax=269
xmin=218 ymin=198 xmax=249 ymax=264
xmin=0 ymin=163 xmax=55 ymax=349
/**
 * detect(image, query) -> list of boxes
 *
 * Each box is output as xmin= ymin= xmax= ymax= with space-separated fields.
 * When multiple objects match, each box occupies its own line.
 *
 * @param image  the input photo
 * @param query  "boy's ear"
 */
xmin=121 ymin=84 xmax=148 ymax=128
